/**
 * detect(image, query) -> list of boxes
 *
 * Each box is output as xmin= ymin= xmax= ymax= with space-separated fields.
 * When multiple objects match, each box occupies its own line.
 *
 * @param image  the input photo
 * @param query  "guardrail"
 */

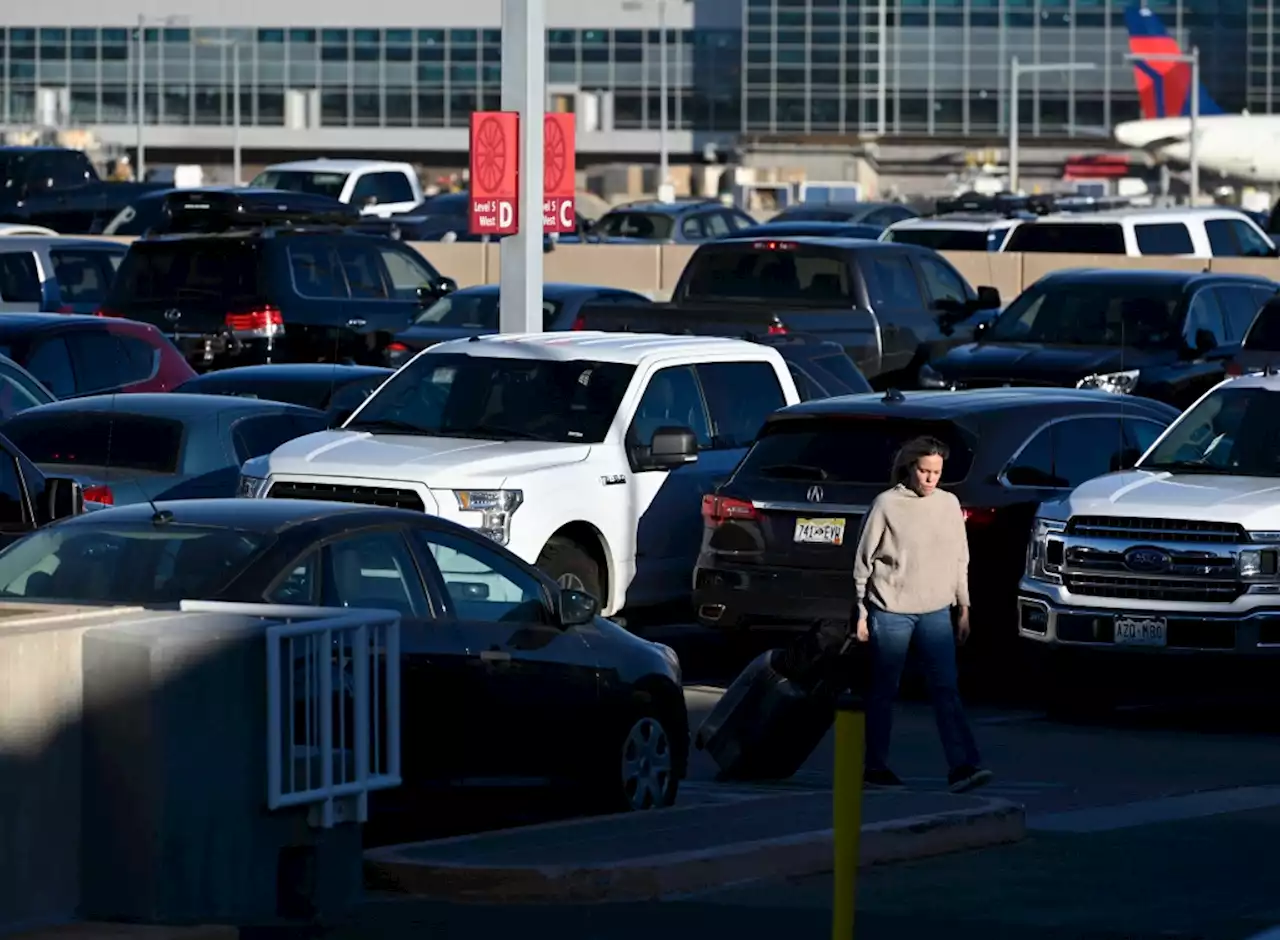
xmin=177 ymin=601 xmax=402 ymax=829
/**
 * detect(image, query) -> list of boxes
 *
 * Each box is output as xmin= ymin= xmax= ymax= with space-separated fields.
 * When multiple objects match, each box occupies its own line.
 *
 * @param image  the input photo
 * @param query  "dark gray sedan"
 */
xmin=0 ymin=393 xmax=329 ymax=507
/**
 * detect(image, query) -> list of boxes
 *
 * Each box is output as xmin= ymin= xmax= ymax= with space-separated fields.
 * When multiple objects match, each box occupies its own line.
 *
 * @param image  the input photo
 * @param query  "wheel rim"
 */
xmin=557 ymin=572 xmax=587 ymax=592
xmin=621 ymin=716 xmax=673 ymax=810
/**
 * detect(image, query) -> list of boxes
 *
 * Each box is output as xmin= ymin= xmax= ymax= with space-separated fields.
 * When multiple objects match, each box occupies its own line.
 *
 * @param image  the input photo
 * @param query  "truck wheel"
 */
xmin=537 ymin=536 xmax=603 ymax=602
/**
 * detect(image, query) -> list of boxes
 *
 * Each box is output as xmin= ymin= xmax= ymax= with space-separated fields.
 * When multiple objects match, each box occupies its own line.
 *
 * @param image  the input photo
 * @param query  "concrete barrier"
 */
xmin=72 ymin=237 xmax=1280 ymax=300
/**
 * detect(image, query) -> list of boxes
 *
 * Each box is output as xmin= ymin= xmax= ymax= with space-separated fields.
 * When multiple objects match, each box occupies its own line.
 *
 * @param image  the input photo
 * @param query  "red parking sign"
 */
xmin=469 ymin=111 xmax=519 ymax=236
xmin=543 ymin=112 xmax=576 ymax=234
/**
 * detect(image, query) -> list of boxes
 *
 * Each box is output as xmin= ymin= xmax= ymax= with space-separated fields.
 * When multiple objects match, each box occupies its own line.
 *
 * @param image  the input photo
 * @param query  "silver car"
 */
xmin=0 ymin=236 xmax=127 ymax=315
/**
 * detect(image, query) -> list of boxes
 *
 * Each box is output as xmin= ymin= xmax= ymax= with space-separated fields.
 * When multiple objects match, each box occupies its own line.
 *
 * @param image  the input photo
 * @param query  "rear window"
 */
xmin=50 ymin=249 xmax=122 ymax=304
xmin=1 ymin=412 xmax=184 ymax=473
xmin=1133 ymin=222 xmax=1194 ymax=255
xmin=885 ymin=228 xmax=991 ymax=251
xmin=736 ymin=416 xmax=975 ymax=484
xmin=683 ymin=246 xmax=853 ymax=302
xmin=1245 ymin=301 xmax=1280 ymax=351
xmin=107 ymin=241 xmax=264 ymax=308
xmin=1005 ymin=222 xmax=1126 ymax=254
xmin=250 ymin=170 xmax=350 ymax=199
xmin=595 ymin=212 xmax=676 ymax=240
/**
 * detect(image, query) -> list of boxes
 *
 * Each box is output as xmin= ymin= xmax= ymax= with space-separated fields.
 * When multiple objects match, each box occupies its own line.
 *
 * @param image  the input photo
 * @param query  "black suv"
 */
xmin=99 ymin=191 xmax=458 ymax=371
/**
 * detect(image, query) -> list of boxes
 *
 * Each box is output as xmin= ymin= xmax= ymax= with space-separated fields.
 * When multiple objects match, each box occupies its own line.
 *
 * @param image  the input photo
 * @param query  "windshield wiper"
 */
xmin=345 ymin=418 xmax=432 ymax=435
xmin=1140 ymin=460 xmax=1238 ymax=475
xmin=759 ymin=463 xmax=830 ymax=481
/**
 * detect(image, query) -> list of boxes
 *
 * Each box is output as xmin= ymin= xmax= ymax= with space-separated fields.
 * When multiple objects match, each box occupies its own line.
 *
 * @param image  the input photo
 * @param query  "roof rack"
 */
xmin=156 ymin=189 xmax=362 ymax=235
xmin=931 ymin=191 xmax=1137 ymax=220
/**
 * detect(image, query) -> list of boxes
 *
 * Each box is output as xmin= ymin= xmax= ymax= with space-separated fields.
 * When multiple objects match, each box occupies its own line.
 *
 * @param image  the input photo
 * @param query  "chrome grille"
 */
xmin=1066 ymin=515 xmax=1246 ymax=544
xmin=268 ymin=481 xmax=425 ymax=512
xmin=1062 ymin=574 xmax=1244 ymax=604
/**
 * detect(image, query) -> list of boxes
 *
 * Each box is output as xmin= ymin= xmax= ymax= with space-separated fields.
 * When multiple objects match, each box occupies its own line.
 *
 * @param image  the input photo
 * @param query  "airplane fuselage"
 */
xmin=1114 ymin=114 xmax=1280 ymax=183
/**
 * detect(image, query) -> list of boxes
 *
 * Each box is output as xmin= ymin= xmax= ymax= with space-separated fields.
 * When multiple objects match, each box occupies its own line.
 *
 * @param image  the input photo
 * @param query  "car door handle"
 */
xmin=347 ymin=318 xmax=367 ymax=328
xmin=479 ymin=649 xmax=511 ymax=663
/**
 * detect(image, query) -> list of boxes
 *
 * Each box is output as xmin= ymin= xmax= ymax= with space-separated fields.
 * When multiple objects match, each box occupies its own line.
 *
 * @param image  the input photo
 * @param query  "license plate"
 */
xmin=1114 ymin=615 xmax=1167 ymax=647
xmin=794 ymin=517 xmax=846 ymax=545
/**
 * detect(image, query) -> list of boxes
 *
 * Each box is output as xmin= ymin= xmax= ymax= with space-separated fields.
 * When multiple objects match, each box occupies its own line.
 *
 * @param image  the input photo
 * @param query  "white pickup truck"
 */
xmin=249 ymin=159 xmax=423 ymax=217
xmin=238 ymin=332 xmax=800 ymax=616
xmin=1020 ymin=373 xmax=1280 ymax=658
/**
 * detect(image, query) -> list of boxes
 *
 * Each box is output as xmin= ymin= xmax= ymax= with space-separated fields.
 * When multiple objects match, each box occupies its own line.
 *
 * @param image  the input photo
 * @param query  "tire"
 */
xmin=537 ymin=536 xmax=603 ymax=601
xmin=600 ymin=708 xmax=680 ymax=812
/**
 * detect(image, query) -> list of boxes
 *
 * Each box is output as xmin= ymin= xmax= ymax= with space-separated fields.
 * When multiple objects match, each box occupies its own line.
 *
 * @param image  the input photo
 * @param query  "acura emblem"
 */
xmin=807 ymin=485 xmax=824 ymax=503
xmin=164 ymin=308 xmax=181 ymax=322
xmin=1123 ymin=546 xmax=1172 ymax=574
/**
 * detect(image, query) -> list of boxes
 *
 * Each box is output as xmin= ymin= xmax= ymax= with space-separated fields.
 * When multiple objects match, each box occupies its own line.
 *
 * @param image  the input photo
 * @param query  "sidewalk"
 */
xmin=365 ymin=788 xmax=1025 ymax=902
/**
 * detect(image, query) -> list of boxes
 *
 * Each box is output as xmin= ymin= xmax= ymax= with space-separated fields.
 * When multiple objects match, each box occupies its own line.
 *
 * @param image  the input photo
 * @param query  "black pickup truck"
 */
xmin=0 ymin=147 xmax=168 ymax=233
xmin=574 ymin=236 xmax=1002 ymax=389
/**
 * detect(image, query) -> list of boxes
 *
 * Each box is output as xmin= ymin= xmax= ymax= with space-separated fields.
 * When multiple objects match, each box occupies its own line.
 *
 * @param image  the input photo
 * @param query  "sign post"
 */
xmin=543 ymin=112 xmax=576 ymax=234
xmin=468 ymin=111 xmax=519 ymax=236
xmin=499 ymin=0 xmax=546 ymax=334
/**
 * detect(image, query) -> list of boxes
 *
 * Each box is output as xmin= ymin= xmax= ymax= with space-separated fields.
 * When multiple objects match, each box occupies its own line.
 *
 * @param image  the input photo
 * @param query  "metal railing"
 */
xmin=177 ymin=601 xmax=402 ymax=828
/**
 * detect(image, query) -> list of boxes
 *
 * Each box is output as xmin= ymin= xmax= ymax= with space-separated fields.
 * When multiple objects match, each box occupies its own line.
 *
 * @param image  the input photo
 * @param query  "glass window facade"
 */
xmin=0 ymin=3 xmax=1250 ymax=139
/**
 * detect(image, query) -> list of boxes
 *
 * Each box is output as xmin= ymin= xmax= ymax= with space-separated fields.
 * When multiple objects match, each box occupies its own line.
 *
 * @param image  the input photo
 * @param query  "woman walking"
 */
xmin=852 ymin=436 xmax=992 ymax=794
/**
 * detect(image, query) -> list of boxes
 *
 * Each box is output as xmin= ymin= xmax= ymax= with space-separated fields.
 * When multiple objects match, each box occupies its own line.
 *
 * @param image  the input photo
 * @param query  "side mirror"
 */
xmin=975 ymin=285 xmax=1002 ymax=308
xmin=634 ymin=425 xmax=699 ymax=471
xmin=363 ymin=195 xmax=379 ymax=207
xmin=933 ymin=297 xmax=965 ymax=316
xmin=556 ymin=587 xmax=599 ymax=628
xmin=1194 ymin=329 xmax=1218 ymax=355
xmin=37 ymin=476 xmax=83 ymax=526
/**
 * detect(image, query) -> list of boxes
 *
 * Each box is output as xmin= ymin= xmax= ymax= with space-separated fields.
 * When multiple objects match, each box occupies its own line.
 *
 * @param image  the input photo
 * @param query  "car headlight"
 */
xmin=1027 ymin=517 xmax=1066 ymax=583
xmin=1076 ymin=369 xmax=1140 ymax=395
xmin=237 ymin=474 xmax=269 ymax=499
xmin=919 ymin=362 xmax=954 ymax=389
xmin=454 ymin=489 xmax=523 ymax=544
xmin=1238 ymin=548 xmax=1280 ymax=579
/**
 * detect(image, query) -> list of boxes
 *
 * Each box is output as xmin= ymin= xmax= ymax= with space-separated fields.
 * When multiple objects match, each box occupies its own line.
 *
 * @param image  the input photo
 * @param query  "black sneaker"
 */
xmin=864 ymin=767 xmax=906 ymax=789
xmin=948 ymin=766 xmax=993 ymax=793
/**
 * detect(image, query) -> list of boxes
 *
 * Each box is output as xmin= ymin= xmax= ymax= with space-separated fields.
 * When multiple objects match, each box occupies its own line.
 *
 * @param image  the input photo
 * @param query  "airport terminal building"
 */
xmin=0 ymin=0 xmax=1252 ymax=161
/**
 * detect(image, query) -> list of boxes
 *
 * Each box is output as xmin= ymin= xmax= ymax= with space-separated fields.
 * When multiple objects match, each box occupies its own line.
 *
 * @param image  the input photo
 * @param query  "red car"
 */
xmin=0 ymin=314 xmax=195 ymax=400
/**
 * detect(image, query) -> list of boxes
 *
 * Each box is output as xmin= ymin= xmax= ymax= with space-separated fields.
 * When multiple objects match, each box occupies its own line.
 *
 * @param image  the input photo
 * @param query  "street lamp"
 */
xmin=134 ymin=13 xmax=188 ymax=181
xmin=1123 ymin=47 xmax=1200 ymax=204
xmin=1008 ymin=57 xmax=1097 ymax=193
xmin=197 ymin=37 xmax=241 ymax=185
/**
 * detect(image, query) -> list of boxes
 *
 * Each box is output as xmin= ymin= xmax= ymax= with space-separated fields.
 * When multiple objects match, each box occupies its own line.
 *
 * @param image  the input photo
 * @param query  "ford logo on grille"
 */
xmin=1124 ymin=546 xmax=1172 ymax=573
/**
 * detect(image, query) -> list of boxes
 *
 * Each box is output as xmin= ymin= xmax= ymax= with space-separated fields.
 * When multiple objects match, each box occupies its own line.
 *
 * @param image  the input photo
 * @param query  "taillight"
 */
xmin=82 ymin=484 xmax=114 ymax=506
xmin=751 ymin=240 xmax=797 ymax=251
xmin=1226 ymin=361 xmax=1243 ymax=377
xmin=701 ymin=493 xmax=757 ymax=526
xmin=56 ymin=304 xmax=74 ymax=313
xmin=962 ymin=506 xmax=998 ymax=527
xmin=571 ymin=314 xmax=586 ymax=330
xmin=225 ymin=305 xmax=284 ymax=337
xmin=94 ymin=307 xmax=124 ymax=318
xmin=767 ymin=322 xmax=787 ymax=335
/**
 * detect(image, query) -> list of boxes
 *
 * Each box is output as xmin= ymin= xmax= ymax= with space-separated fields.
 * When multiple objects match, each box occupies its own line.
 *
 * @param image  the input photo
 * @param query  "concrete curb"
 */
xmin=363 ymin=796 xmax=1026 ymax=903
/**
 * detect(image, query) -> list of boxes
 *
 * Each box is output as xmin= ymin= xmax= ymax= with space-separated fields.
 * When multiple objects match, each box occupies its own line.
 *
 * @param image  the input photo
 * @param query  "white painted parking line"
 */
xmin=1029 ymin=785 xmax=1280 ymax=833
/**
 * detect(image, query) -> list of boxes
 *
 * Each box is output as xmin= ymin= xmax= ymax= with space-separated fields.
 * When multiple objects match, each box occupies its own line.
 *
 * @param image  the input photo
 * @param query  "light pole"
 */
xmin=1008 ymin=57 xmax=1097 ymax=193
xmin=135 ymin=13 xmax=188 ymax=182
xmin=198 ymin=37 xmax=241 ymax=185
xmin=1124 ymin=47 xmax=1200 ymax=204
xmin=658 ymin=0 xmax=668 ymax=196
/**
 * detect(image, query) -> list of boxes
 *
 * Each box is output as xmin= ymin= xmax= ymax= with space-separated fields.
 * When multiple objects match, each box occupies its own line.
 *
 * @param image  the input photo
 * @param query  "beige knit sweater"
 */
xmin=852 ymin=483 xmax=970 ymax=620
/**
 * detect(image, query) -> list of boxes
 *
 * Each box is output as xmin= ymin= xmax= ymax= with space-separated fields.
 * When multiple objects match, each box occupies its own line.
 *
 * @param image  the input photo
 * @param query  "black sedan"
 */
xmin=174 ymin=364 xmax=393 ymax=426
xmin=920 ymin=269 xmax=1278 ymax=410
xmin=0 ymin=498 xmax=687 ymax=812
xmin=693 ymin=388 xmax=1179 ymax=662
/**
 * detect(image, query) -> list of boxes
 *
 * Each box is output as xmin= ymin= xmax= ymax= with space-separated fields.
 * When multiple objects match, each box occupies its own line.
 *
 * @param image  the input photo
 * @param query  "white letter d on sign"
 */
xmin=499 ymin=201 xmax=514 ymax=228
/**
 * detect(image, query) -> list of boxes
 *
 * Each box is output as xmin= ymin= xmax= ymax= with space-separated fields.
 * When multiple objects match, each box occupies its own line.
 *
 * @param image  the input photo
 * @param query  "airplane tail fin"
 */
xmin=1124 ymin=4 xmax=1224 ymax=118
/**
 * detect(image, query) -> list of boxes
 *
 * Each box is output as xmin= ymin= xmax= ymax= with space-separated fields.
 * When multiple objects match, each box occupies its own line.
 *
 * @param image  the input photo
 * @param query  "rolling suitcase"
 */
xmin=694 ymin=622 xmax=858 ymax=782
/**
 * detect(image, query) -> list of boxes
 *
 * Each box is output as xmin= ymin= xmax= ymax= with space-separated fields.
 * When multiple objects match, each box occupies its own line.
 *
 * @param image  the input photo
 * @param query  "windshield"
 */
xmin=249 ymin=170 xmax=350 ymax=200
xmin=413 ymin=294 xmax=560 ymax=330
xmin=3 ymin=413 xmax=184 ymax=473
xmin=683 ymin=246 xmax=853 ymax=302
xmin=346 ymin=353 xmax=635 ymax=444
xmin=737 ymin=417 xmax=975 ymax=484
xmin=1005 ymin=222 xmax=1126 ymax=254
xmin=0 ymin=522 xmax=269 ymax=603
xmin=1139 ymin=385 xmax=1280 ymax=477
xmin=595 ymin=212 xmax=676 ymax=240
xmin=984 ymin=281 xmax=1184 ymax=347
xmin=886 ymin=228 xmax=993 ymax=251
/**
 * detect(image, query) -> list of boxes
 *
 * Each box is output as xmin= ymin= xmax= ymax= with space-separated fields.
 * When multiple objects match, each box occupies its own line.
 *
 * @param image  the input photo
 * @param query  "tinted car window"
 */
xmin=1186 ymin=290 xmax=1228 ymax=346
xmin=1004 ymin=222 xmax=1126 ymax=254
xmin=1003 ymin=425 xmax=1055 ymax=486
xmin=65 ymin=332 xmax=123 ymax=394
xmin=288 ymin=245 xmax=349 ymax=299
xmin=595 ymin=212 xmax=675 ymax=240
xmin=0 ymin=362 xmax=53 ymax=420
xmin=680 ymin=215 xmax=707 ymax=240
xmin=249 ymin=170 xmax=349 ymax=199
xmin=885 ymin=228 xmax=990 ymax=251
xmin=684 ymin=246 xmax=854 ymax=302
xmin=630 ymin=366 xmax=713 ymax=448
xmin=0 ymin=454 xmax=26 ymax=528
xmin=2 ymin=413 xmax=184 ymax=473
xmin=109 ymin=241 xmax=264 ymax=309
xmin=810 ymin=352 xmax=873 ymax=393
xmin=50 ymin=250 xmax=119 ymax=305
xmin=1214 ymin=286 xmax=1265 ymax=341
xmin=1134 ymin=223 xmax=1195 ymax=256
xmin=23 ymin=337 xmax=76 ymax=398
xmin=232 ymin=413 xmax=328 ymax=464
xmin=696 ymin=361 xmax=787 ymax=449
xmin=352 ymin=172 xmax=415 ymax=206
xmin=328 ymin=376 xmax=387 ymax=413
xmin=917 ymin=255 xmax=968 ymax=305
xmin=737 ymin=416 xmax=975 ymax=484
xmin=116 ymin=335 xmax=160 ymax=383
xmin=1141 ymin=384 xmax=1280 ymax=475
xmin=377 ymin=244 xmax=439 ymax=296
xmin=1245 ymin=300 xmax=1280 ymax=351
xmin=0 ymin=523 xmax=268 ymax=603
xmin=1125 ymin=417 xmax=1166 ymax=458
xmin=0 ymin=252 xmax=41 ymax=304
xmin=417 ymin=528 xmax=545 ymax=623
xmin=986 ymin=280 xmax=1183 ymax=347
xmin=1053 ymin=417 xmax=1129 ymax=486
xmin=1231 ymin=219 xmax=1276 ymax=257
xmin=787 ymin=363 xmax=825 ymax=401
xmin=864 ymin=255 xmax=925 ymax=309
xmin=1205 ymin=219 xmax=1242 ymax=257
xmin=325 ymin=531 xmax=429 ymax=619
xmin=335 ymin=242 xmax=389 ymax=299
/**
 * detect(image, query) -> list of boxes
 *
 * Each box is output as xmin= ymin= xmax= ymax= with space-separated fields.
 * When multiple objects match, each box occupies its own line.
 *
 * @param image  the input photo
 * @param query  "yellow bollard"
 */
xmin=832 ymin=692 xmax=865 ymax=940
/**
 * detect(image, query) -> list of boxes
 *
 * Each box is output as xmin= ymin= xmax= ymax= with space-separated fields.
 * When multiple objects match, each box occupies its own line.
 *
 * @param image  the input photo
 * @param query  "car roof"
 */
xmin=736 ymin=221 xmax=883 ymax=235
xmin=891 ymin=215 xmax=1018 ymax=231
xmin=0 ymin=313 xmax=112 ymax=335
xmin=0 ymin=236 xmax=128 ymax=251
xmin=1022 ymin=207 xmax=1261 ymax=224
xmin=261 ymin=159 xmax=412 ymax=173
xmin=1033 ymin=267 xmax=1273 ymax=287
xmin=179 ymin=364 xmax=393 ymax=384
xmin=54 ymin=497 xmax=427 ymax=533
xmin=712 ymin=235 xmax=923 ymax=253
xmin=606 ymin=201 xmax=716 ymax=215
xmin=426 ymin=331 xmax=777 ymax=365
xmin=8 ymin=392 xmax=322 ymax=420
xmin=445 ymin=283 xmax=639 ymax=298
xmin=770 ymin=387 xmax=1177 ymax=420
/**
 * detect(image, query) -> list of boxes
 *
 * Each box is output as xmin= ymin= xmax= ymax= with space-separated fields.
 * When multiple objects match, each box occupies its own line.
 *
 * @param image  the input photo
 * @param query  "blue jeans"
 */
xmin=865 ymin=606 xmax=982 ymax=774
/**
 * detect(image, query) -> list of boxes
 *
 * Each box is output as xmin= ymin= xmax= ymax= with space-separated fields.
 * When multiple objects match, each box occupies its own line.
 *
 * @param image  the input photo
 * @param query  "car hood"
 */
xmin=1050 ymin=469 xmax=1280 ymax=529
xmin=934 ymin=343 xmax=1171 ymax=384
xmin=588 ymin=617 xmax=682 ymax=684
xmin=265 ymin=430 xmax=593 ymax=485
